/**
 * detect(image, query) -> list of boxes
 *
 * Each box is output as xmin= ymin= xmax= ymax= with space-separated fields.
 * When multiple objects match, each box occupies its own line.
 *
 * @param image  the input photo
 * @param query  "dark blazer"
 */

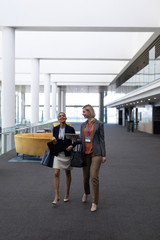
xmin=80 ymin=119 xmax=106 ymax=157
xmin=53 ymin=124 xmax=75 ymax=156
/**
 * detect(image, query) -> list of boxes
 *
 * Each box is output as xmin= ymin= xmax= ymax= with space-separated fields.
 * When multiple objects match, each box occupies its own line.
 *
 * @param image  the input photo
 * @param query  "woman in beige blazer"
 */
xmin=80 ymin=104 xmax=106 ymax=212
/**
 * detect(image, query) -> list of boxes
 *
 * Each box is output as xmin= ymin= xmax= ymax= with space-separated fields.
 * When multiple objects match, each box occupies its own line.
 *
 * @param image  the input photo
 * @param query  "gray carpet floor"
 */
xmin=0 ymin=124 xmax=160 ymax=240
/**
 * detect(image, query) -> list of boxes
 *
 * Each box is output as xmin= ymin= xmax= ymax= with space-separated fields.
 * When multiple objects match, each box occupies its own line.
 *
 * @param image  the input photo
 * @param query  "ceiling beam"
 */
xmin=13 ymin=27 xmax=160 ymax=33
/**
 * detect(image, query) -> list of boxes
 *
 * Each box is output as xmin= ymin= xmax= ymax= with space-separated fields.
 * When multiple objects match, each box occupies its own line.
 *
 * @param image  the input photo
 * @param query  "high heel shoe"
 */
xmin=52 ymin=198 xmax=60 ymax=205
xmin=91 ymin=203 xmax=97 ymax=212
xmin=82 ymin=194 xmax=88 ymax=203
xmin=64 ymin=194 xmax=69 ymax=202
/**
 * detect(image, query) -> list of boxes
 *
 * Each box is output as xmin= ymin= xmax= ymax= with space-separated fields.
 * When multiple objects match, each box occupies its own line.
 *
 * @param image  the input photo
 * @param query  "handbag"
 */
xmin=70 ymin=144 xmax=86 ymax=168
xmin=47 ymin=141 xmax=57 ymax=155
xmin=47 ymin=139 xmax=66 ymax=156
xmin=40 ymin=150 xmax=54 ymax=168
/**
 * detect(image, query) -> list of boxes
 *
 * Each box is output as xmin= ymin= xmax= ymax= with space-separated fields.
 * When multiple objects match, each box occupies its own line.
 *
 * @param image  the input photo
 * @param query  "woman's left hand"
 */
xmin=66 ymin=145 xmax=73 ymax=152
xmin=101 ymin=157 xmax=106 ymax=163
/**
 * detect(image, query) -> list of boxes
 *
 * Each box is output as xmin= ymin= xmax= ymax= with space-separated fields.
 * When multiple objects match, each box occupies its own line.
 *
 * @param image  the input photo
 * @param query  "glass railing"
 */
xmin=0 ymin=119 xmax=56 ymax=155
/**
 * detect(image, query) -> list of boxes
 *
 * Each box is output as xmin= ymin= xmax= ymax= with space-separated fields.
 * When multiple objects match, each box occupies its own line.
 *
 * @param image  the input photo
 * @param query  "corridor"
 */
xmin=0 ymin=124 xmax=160 ymax=240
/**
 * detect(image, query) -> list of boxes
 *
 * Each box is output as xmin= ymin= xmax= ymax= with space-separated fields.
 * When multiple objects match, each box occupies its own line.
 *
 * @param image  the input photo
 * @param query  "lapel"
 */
xmin=65 ymin=124 xmax=72 ymax=134
xmin=65 ymin=124 xmax=69 ymax=133
xmin=92 ymin=119 xmax=98 ymax=139
xmin=82 ymin=119 xmax=98 ymax=140
xmin=56 ymin=125 xmax=60 ymax=138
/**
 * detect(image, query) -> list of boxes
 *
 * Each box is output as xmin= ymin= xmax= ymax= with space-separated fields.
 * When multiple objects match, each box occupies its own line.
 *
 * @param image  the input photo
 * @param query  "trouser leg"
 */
xmin=83 ymin=155 xmax=91 ymax=195
xmin=91 ymin=155 xmax=102 ymax=204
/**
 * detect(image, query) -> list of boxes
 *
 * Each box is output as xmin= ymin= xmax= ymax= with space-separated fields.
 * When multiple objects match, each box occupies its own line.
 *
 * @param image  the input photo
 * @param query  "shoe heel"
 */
xmin=82 ymin=194 xmax=88 ymax=203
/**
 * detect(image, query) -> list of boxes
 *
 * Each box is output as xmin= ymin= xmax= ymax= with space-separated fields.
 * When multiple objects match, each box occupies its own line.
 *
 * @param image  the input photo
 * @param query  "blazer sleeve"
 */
xmin=79 ymin=122 xmax=86 ymax=152
xmin=99 ymin=122 xmax=106 ymax=157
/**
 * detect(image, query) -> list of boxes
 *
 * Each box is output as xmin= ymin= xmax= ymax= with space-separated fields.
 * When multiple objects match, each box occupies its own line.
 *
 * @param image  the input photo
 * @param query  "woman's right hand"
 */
xmin=52 ymin=136 xmax=57 ymax=144
xmin=101 ymin=157 xmax=106 ymax=163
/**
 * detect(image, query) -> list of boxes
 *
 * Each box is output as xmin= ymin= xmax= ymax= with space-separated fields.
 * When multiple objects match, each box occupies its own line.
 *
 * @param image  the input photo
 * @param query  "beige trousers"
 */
xmin=83 ymin=154 xmax=102 ymax=204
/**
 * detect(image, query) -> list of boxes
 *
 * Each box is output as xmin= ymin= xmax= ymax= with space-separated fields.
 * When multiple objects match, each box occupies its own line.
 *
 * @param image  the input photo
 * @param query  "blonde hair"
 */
xmin=83 ymin=104 xmax=96 ymax=123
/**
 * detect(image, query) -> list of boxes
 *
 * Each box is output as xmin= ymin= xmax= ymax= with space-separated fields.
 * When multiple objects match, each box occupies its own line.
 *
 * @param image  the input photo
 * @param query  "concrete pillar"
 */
xmin=44 ymin=74 xmax=50 ymax=121
xmin=1 ymin=27 xmax=15 ymax=128
xmin=31 ymin=59 xmax=39 ymax=123
xmin=52 ymin=82 xmax=57 ymax=119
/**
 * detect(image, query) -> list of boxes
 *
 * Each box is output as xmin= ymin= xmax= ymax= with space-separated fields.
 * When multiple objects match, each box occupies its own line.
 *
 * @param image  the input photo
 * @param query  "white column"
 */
xmin=31 ymin=59 xmax=39 ymax=123
xmin=21 ymin=90 xmax=25 ymax=123
xmin=15 ymin=92 xmax=19 ymax=123
xmin=58 ymin=87 xmax=61 ymax=114
xmin=18 ymin=92 xmax=22 ymax=123
xmin=1 ymin=27 xmax=15 ymax=128
xmin=61 ymin=87 xmax=66 ymax=113
xmin=52 ymin=82 xmax=57 ymax=119
xmin=44 ymin=74 xmax=50 ymax=121
xmin=99 ymin=89 xmax=104 ymax=122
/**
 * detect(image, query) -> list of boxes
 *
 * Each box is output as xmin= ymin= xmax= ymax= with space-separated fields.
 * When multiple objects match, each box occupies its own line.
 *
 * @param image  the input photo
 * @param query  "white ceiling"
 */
xmin=0 ymin=0 xmax=160 ymax=87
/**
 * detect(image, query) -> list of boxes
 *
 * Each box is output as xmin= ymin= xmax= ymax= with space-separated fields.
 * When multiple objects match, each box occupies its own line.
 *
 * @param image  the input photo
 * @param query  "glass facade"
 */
xmin=120 ymin=47 xmax=160 ymax=94
xmin=104 ymin=43 xmax=160 ymax=111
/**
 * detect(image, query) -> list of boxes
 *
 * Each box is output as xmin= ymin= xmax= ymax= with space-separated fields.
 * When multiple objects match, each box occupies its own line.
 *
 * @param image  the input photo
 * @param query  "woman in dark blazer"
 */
xmin=80 ymin=104 xmax=106 ymax=212
xmin=52 ymin=112 xmax=75 ymax=205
